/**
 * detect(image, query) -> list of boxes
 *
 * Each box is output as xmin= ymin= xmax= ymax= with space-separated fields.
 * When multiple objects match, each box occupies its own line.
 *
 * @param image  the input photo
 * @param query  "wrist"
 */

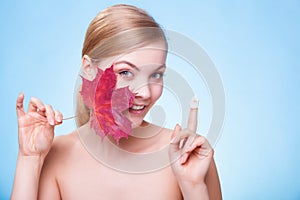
xmin=17 ymin=153 xmax=46 ymax=167
xmin=179 ymin=181 xmax=209 ymax=200
xmin=18 ymin=148 xmax=49 ymax=158
xmin=12 ymin=153 xmax=46 ymax=200
xmin=176 ymin=176 xmax=206 ymax=186
xmin=179 ymin=179 xmax=207 ymax=189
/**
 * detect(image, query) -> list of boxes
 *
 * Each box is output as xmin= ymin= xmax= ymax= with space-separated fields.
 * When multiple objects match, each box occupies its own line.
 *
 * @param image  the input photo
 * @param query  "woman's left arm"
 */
xmin=175 ymin=158 xmax=221 ymax=200
xmin=169 ymin=100 xmax=222 ymax=200
xmin=205 ymin=158 xmax=222 ymax=200
xmin=169 ymin=127 xmax=222 ymax=200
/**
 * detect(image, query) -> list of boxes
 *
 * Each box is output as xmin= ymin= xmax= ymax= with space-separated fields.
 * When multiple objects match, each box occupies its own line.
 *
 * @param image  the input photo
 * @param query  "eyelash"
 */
xmin=119 ymin=70 xmax=133 ymax=78
xmin=118 ymin=70 xmax=165 ymax=80
xmin=151 ymin=72 xmax=164 ymax=79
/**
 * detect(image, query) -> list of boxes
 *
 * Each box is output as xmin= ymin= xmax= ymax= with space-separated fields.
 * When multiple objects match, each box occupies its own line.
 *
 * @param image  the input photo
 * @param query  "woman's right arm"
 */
xmin=11 ymin=93 xmax=62 ymax=200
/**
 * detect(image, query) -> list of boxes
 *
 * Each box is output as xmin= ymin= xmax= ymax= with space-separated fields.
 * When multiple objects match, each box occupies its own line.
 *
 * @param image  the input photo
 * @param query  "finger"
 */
xmin=182 ymin=134 xmax=196 ymax=151
xmin=16 ymin=92 xmax=25 ymax=117
xmin=187 ymin=136 xmax=213 ymax=157
xmin=185 ymin=135 xmax=206 ymax=152
xmin=169 ymin=124 xmax=182 ymax=155
xmin=54 ymin=110 xmax=63 ymax=124
xmin=180 ymin=135 xmax=212 ymax=164
xmin=180 ymin=135 xmax=197 ymax=164
xmin=28 ymin=97 xmax=45 ymax=113
xmin=187 ymin=96 xmax=199 ymax=132
xmin=170 ymin=128 xmax=193 ymax=145
xmin=170 ymin=123 xmax=180 ymax=140
xmin=45 ymin=105 xmax=55 ymax=126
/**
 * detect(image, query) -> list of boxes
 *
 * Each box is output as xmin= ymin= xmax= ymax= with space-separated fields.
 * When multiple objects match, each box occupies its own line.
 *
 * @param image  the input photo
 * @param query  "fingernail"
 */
xmin=170 ymin=137 xmax=176 ymax=144
xmin=170 ymin=124 xmax=179 ymax=143
xmin=174 ymin=123 xmax=178 ymax=128
xmin=180 ymin=155 xmax=186 ymax=164
xmin=175 ymin=124 xmax=182 ymax=131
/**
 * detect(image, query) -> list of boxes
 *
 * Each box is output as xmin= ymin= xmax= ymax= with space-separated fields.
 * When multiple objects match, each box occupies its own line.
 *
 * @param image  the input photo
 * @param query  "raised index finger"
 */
xmin=187 ymin=96 xmax=199 ymax=132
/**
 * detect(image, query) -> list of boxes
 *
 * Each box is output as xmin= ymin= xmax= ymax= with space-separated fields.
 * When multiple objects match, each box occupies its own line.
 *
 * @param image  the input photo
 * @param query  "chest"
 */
xmin=58 ymin=156 xmax=182 ymax=200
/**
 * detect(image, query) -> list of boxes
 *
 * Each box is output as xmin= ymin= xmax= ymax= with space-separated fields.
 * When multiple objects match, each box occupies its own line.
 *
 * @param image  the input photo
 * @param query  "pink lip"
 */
xmin=129 ymin=106 xmax=146 ymax=115
xmin=132 ymin=103 xmax=148 ymax=106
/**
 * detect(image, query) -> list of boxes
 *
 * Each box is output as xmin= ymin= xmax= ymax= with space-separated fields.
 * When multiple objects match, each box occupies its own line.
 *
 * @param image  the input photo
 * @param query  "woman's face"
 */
xmin=98 ymin=42 xmax=167 ymax=128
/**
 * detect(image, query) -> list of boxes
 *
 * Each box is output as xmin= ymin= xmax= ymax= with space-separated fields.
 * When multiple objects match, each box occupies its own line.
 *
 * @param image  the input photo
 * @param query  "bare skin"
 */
xmin=11 ymin=93 xmax=222 ymax=200
xmin=38 ymin=126 xmax=183 ymax=200
xmin=11 ymin=44 xmax=222 ymax=199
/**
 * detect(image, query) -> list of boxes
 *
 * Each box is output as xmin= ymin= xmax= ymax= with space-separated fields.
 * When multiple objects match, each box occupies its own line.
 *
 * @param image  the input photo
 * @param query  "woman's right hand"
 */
xmin=16 ymin=93 xmax=62 ymax=157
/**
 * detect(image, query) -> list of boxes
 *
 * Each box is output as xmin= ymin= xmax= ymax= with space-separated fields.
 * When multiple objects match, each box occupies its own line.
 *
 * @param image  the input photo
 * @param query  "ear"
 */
xmin=81 ymin=55 xmax=98 ymax=80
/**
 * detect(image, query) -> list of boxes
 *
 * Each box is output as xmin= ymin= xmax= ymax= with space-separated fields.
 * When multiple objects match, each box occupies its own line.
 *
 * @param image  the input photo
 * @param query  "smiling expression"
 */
xmin=94 ymin=42 xmax=167 ymax=128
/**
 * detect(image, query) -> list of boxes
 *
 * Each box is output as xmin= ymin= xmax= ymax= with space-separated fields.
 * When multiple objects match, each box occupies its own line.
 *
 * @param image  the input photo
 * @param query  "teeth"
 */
xmin=131 ymin=105 xmax=145 ymax=110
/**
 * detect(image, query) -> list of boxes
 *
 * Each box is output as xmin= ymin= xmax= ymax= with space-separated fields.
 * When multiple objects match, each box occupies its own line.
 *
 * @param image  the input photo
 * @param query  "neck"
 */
xmin=108 ymin=120 xmax=164 ymax=153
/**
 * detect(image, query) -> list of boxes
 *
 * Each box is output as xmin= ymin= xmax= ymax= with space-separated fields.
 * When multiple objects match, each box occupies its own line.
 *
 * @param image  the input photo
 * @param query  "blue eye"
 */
xmin=119 ymin=70 xmax=133 ymax=78
xmin=151 ymin=72 xmax=164 ymax=79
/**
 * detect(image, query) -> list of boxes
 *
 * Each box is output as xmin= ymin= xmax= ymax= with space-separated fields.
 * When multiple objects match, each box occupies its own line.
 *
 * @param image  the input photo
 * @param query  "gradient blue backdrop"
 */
xmin=1 ymin=1 xmax=299 ymax=199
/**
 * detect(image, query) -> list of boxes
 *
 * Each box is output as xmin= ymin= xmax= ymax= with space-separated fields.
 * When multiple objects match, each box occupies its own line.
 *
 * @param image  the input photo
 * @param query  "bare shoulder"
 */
xmin=38 ymin=131 xmax=88 ymax=198
xmin=42 ymin=131 xmax=81 ymax=172
xmin=147 ymin=122 xmax=174 ymax=144
xmin=155 ymin=123 xmax=173 ymax=135
xmin=147 ymin=122 xmax=173 ymax=133
xmin=52 ymin=131 xmax=79 ymax=152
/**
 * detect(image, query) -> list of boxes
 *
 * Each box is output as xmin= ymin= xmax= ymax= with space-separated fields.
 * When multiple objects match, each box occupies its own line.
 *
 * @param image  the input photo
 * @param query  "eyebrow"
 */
xmin=114 ymin=61 xmax=166 ymax=71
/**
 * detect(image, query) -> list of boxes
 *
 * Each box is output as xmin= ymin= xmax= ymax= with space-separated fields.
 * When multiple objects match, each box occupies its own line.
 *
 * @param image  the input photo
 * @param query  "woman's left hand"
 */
xmin=168 ymin=99 xmax=214 ymax=184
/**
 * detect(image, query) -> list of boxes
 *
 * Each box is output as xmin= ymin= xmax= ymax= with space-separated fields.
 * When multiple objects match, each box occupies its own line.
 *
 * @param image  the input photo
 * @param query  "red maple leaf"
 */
xmin=80 ymin=65 xmax=134 ymax=143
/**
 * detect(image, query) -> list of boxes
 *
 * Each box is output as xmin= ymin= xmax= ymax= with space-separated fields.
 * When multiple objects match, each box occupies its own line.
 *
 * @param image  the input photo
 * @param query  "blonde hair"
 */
xmin=76 ymin=4 xmax=167 ymax=126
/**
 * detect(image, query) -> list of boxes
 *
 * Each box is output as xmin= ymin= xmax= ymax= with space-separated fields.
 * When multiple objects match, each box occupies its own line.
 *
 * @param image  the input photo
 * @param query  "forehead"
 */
xmin=98 ymin=42 xmax=167 ymax=70
xmin=115 ymin=43 xmax=167 ymax=67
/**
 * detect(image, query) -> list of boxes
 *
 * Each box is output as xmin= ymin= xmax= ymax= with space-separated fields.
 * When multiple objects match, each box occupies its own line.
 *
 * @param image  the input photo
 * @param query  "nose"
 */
xmin=133 ymin=82 xmax=151 ymax=100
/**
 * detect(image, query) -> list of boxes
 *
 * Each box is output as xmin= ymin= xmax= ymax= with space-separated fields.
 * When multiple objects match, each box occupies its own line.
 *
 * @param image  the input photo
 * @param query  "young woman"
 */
xmin=11 ymin=4 xmax=222 ymax=200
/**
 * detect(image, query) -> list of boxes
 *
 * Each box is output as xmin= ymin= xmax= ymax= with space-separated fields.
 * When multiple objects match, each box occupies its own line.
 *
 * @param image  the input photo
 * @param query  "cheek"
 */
xmin=150 ymin=84 xmax=163 ymax=101
xmin=115 ymin=76 xmax=131 ymax=89
xmin=115 ymin=77 xmax=163 ymax=101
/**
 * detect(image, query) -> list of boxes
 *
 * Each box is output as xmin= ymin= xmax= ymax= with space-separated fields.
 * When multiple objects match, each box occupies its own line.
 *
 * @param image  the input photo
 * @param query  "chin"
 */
xmin=129 ymin=117 xmax=145 ymax=128
xmin=124 ymin=106 xmax=151 ymax=128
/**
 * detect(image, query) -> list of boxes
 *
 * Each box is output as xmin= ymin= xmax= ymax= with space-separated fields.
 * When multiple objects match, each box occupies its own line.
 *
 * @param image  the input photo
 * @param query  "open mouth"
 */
xmin=129 ymin=104 xmax=146 ymax=113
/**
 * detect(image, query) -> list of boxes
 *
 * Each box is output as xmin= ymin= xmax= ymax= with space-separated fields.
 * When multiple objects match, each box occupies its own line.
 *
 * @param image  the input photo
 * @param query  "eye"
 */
xmin=151 ymin=72 xmax=164 ymax=80
xmin=119 ymin=70 xmax=134 ymax=78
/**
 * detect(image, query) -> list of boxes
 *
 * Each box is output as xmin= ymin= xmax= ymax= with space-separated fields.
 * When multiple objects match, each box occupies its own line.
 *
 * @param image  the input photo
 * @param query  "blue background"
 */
xmin=1 ymin=0 xmax=300 ymax=199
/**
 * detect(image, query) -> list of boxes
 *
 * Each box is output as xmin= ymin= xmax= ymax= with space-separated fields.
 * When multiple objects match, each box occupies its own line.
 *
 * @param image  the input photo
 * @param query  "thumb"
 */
xmin=170 ymin=124 xmax=181 ymax=142
xmin=169 ymin=124 xmax=182 ymax=158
